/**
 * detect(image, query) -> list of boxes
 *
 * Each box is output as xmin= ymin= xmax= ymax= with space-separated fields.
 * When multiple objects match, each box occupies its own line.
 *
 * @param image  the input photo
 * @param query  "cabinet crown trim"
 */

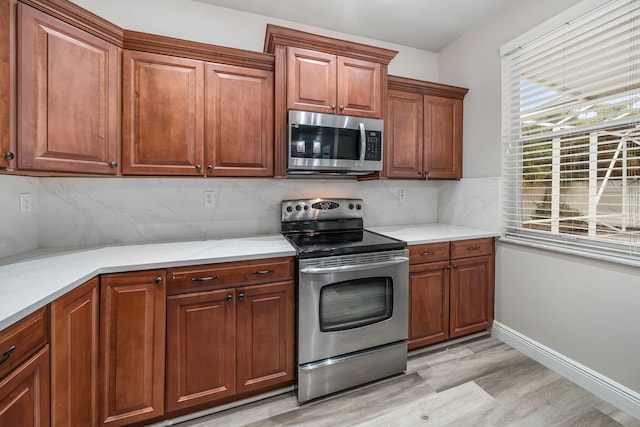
xmin=388 ymin=75 xmax=468 ymax=100
xmin=123 ymin=30 xmax=275 ymax=71
xmin=19 ymin=0 xmax=123 ymax=47
xmin=264 ymin=24 xmax=398 ymax=65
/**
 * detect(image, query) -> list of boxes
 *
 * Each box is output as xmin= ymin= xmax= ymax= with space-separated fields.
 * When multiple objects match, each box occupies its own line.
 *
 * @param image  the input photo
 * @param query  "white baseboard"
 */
xmin=492 ymin=321 xmax=640 ymax=420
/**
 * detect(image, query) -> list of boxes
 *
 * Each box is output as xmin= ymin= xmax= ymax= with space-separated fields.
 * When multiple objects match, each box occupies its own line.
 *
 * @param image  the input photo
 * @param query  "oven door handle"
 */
xmin=299 ymin=257 xmax=408 ymax=274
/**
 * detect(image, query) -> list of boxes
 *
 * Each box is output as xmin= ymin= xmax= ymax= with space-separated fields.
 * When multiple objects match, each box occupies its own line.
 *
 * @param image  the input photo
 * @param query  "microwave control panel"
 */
xmin=364 ymin=131 xmax=382 ymax=161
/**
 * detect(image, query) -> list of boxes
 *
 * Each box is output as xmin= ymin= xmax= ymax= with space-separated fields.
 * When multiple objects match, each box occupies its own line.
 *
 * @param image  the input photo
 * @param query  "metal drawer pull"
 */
xmin=420 ymin=251 xmax=436 ymax=256
xmin=467 ymin=245 xmax=481 ymax=251
xmin=191 ymin=275 xmax=220 ymax=282
xmin=251 ymin=269 xmax=275 ymax=275
xmin=0 ymin=345 xmax=16 ymax=364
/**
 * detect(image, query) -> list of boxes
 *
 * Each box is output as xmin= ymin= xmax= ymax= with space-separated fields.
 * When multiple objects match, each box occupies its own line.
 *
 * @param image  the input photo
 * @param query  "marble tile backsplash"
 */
xmin=437 ymin=176 xmax=501 ymax=232
xmin=0 ymin=175 xmax=500 ymax=258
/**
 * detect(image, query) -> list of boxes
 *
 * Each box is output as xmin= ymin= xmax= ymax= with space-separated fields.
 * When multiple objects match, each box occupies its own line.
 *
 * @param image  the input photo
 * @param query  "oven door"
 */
xmin=297 ymin=249 xmax=409 ymax=364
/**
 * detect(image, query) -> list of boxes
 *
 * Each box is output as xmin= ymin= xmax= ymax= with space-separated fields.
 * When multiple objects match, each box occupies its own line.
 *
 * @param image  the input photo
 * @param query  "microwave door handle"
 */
xmin=358 ymin=122 xmax=366 ymax=168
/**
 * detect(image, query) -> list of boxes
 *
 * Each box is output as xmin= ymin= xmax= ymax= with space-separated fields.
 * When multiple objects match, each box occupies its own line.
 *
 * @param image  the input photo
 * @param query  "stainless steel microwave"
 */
xmin=287 ymin=110 xmax=384 ymax=176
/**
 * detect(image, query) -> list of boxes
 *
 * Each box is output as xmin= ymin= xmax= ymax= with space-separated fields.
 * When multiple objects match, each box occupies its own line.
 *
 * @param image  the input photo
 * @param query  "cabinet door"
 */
xmin=236 ymin=281 xmax=294 ymax=394
xmin=424 ymin=95 xmax=463 ymax=179
xmin=0 ymin=0 xmax=16 ymax=169
xmin=18 ymin=4 xmax=120 ymax=174
xmin=166 ymin=289 xmax=236 ymax=412
xmin=386 ymin=89 xmax=424 ymax=179
xmin=408 ymin=261 xmax=449 ymax=350
xmin=449 ymin=255 xmax=494 ymax=338
xmin=0 ymin=346 xmax=50 ymax=427
xmin=51 ymin=277 xmax=99 ymax=427
xmin=205 ymin=63 xmax=273 ymax=176
xmin=122 ymin=50 xmax=204 ymax=175
xmin=287 ymin=47 xmax=336 ymax=114
xmin=100 ymin=270 xmax=166 ymax=426
xmin=337 ymin=56 xmax=381 ymax=118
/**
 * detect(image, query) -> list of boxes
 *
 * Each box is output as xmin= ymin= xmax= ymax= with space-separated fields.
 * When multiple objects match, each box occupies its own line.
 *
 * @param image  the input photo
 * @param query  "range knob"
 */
xmin=303 ymin=205 xmax=309 ymax=210
xmin=295 ymin=205 xmax=302 ymax=211
xmin=348 ymin=203 xmax=354 ymax=209
xmin=356 ymin=204 xmax=362 ymax=210
xmin=286 ymin=206 xmax=293 ymax=213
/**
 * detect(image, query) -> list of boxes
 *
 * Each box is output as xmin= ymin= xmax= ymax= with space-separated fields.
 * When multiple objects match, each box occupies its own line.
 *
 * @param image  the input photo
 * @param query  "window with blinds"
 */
xmin=502 ymin=0 xmax=640 ymax=263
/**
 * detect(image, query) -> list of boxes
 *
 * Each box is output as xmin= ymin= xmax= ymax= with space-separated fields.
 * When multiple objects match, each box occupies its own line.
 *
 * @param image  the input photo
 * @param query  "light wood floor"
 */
xmin=174 ymin=336 xmax=640 ymax=427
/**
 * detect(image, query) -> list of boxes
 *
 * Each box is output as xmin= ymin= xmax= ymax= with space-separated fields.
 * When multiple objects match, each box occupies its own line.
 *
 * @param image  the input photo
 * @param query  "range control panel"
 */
xmin=281 ymin=198 xmax=364 ymax=222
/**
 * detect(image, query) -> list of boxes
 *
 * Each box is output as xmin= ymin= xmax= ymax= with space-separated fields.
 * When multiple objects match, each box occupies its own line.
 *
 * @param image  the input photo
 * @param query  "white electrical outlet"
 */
xmin=19 ymin=193 xmax=32 ymax=213
xmin=204 ymin=191 xmax=215 ymax=208
xmin=398 ymin=189 xmax=405 ymax=205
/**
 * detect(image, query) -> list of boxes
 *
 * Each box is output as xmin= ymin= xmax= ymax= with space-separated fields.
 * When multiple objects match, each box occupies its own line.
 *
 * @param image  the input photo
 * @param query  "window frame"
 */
xmin=501 ymin=0 xmax=640 ymax=266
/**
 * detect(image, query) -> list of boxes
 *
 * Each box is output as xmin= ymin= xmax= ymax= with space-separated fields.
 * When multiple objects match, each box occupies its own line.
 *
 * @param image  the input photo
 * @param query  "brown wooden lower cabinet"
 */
xmin=236 ymin=281 xmax=294 ymax=394
xmin=0 ymin=345 xmax=50 ymax=427
xmin=408 ymin=238 xmax=495 ymax=351
xmin=409 ymin=261 xmax=450 ymax=349
xmin=166 ymin=280 xmax=295 ymax=413
xmin=166 ymin=288 xmax=237 ymax=412
xmin=449 ymin=254 xmax=494 ymax=338
xmin=100 ymin=270 xmax=166 ymax=427
xmin=51 ymin=277 xmax=100 ymax=427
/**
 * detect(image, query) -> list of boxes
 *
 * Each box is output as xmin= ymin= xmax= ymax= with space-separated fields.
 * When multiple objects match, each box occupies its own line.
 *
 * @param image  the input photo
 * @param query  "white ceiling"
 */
xmin=192 ymin=0 xmax=514 ymax=52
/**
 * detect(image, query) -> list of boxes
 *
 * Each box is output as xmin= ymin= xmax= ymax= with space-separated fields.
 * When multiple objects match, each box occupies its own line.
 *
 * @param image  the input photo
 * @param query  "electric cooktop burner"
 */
xmin=280 ymin=198 xmax=406 ymax=259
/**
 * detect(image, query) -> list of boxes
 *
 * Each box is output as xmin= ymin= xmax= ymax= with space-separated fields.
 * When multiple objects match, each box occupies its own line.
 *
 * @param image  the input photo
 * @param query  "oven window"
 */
xmin=319 ymin=277 xmax=393 ymax=332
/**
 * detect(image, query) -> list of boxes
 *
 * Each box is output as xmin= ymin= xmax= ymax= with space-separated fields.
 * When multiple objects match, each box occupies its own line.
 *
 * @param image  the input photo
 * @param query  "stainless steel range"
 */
xmin=281 ymin=198 xmax=409 ymax=403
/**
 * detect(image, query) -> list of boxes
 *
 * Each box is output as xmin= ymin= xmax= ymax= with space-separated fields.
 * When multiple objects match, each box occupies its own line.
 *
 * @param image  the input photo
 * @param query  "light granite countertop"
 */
xmin=0 ymin=235 xmax=295 ymax=331
xmin=368 ymin=223 xmax=499 ymax=245
xmin=0 ymin=223 xmax=499 ymax=331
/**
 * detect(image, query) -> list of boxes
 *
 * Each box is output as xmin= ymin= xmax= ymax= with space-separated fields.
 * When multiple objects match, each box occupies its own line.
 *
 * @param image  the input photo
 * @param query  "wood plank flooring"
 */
xmin=173 ymin=336 xmax=640 ymax=427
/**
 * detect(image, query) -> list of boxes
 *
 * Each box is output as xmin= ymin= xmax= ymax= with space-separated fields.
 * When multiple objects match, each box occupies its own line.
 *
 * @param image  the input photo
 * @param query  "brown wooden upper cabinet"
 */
xmin=16 ymin=3 xmax=121 ymax=175
xmin=385 ymin=76 xmax=468 ymax=180
xmin=287 ymin=47 xmax=381 ymax=118
xmin=122 ymin=32 xmax=274 ymax=177
xmin=264 ymin=24 xmax=397 ymax=177
xmin=122 ymin=50 xmax=205 ymax=176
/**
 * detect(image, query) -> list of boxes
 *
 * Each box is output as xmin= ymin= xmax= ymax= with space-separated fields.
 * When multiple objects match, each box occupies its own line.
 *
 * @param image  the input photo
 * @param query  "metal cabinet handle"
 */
xmin=251 ymin=269 xmax=275 ymax=275
xmin=207 ymin=165 xmax=213 ymax=171
xmin=339 ymin=105 xmax=345 ymax=111
xmin=195 ymin=164 xmax=202 ymax=171
xmin=446 ymin=266 xmax=452 ymax=270
xmin=331 ymin=104 xmax=336 ymax=110
xmin=453 ymin=264 xmax=459 ymax=269
xmin=420 ymin=251 xmax=436 ymax=256
xmin=0 ymin=345 xmax=16 ymax=364
xmin=2 ymin=152 xmax=15 ymax=160
xmin=238 ymin=293 xmax=245 ymax=301
xmin=191 ymin=275 xmax=219 ymax=282
xmin=110 ymin=161 xmax=118 ymax=168
xmin=154 ymin=277 xmax=163 ymax=285
xmin=226 ymin=294 xmax=233 ymax=302
xmin=467 ymin=245 xmax=481 ymax=251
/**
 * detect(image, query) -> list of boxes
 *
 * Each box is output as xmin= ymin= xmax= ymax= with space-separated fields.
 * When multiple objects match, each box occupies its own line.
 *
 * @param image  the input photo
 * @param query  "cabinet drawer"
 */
xmin=167 ymin=257 xmax=294 ymax=295
xmin=0 ymin=307 xmax=48 ymax=380
xmin=409 ymin=242 xmax=450 ymax=264
xmin=450 ymin=238 xmax=494 ymax=259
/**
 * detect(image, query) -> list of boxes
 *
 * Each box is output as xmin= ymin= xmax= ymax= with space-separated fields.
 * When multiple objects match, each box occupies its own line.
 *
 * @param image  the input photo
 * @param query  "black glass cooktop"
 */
xmin=283 ymin=229 xmax=406 ymax=259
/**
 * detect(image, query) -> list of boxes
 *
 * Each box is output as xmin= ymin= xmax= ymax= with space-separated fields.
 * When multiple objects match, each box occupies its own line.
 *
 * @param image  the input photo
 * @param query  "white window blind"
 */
xmin=502 ymin=0 xmax=640 ymax=263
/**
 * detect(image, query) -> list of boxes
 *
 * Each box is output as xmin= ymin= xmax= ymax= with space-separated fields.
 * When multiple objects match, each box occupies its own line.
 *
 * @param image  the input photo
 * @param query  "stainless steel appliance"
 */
xmin=281 ymin=198 xmax=408 ymax=403
xmin=287 ymin=110 xmax=384 ymax=176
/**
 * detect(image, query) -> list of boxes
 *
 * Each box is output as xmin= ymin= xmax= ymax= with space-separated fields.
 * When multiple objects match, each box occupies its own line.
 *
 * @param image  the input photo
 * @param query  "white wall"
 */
xmin=439 ymin=0 xmax=640 ymax=397
xmin=69 ymin=0 xmax=439 ymax=81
